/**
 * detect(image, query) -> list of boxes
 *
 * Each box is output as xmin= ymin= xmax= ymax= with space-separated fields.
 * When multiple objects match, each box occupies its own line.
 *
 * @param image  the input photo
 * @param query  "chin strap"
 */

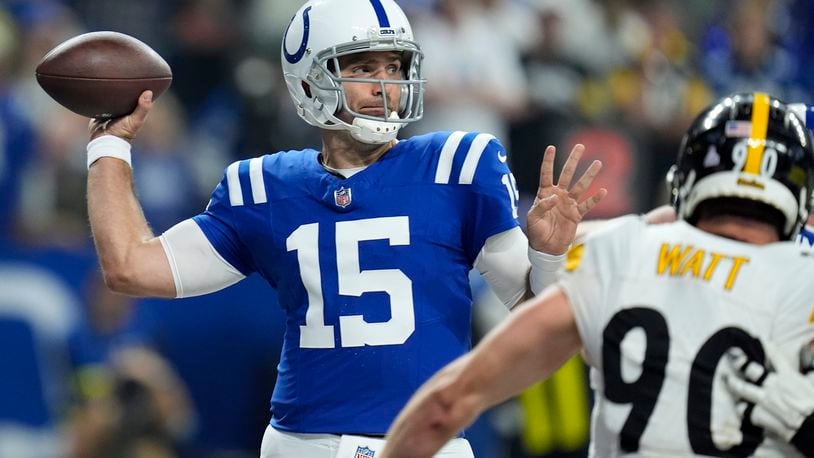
xmin=349 ymin=112 xmax=403 ymax=144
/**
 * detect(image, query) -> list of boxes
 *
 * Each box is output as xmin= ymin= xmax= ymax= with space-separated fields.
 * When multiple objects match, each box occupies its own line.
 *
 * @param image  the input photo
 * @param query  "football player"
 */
xmin=81 ymin=0 xmax=605 ymax=456
xmin=380 ymin=92 xmax=814 ymax=457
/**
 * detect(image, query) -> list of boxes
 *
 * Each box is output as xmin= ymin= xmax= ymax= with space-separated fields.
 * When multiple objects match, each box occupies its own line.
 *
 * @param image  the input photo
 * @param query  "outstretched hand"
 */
xmin=89 ymin=90 xmax=154 ymax=142
xmin=527 ymin=144 xmax=607 ymax=255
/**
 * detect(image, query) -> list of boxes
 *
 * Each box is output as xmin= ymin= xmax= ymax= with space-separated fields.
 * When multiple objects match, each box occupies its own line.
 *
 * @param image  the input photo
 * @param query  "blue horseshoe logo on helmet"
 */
xmin=283 ymin=6 xmax=311 ymax=64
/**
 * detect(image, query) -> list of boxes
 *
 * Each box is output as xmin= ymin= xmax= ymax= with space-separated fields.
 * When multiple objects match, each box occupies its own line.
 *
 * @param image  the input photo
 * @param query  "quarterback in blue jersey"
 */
xmin=81 ymin=0 xmax=606 ymax=456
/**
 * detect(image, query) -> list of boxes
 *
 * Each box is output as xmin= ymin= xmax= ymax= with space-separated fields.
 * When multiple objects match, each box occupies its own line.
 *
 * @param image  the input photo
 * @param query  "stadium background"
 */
xmin=1 ymin=0 xmax=813 ymax=456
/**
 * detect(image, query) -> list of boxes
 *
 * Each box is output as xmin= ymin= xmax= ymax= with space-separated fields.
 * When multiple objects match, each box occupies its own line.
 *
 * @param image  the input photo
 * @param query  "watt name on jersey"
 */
xmin=559 ymin=215 xmax=814 ymax=457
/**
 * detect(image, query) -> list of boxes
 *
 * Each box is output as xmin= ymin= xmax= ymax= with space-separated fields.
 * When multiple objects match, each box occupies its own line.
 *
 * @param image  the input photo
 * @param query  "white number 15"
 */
xmin=286 ymin=216 xmax=415 ymax=349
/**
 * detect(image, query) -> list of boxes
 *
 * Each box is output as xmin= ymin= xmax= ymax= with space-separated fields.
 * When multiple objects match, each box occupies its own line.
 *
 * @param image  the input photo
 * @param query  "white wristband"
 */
xmin=87 ymin=135 xmax=132 ymax=169
xmin=528 ymin=247 xmax=566 ymax=295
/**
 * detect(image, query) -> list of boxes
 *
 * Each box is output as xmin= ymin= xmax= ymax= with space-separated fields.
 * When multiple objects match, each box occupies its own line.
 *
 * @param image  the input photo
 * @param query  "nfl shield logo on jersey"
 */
xmin=355 ymin=446 xmax=375 ymax=458
xmin=334 ymin=187 xmax=352 ymax=208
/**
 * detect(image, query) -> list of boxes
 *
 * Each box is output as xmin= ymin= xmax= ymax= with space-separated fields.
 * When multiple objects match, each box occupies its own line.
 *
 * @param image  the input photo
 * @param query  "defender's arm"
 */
xmin=380 ymin=287 xmax=582 ymax=458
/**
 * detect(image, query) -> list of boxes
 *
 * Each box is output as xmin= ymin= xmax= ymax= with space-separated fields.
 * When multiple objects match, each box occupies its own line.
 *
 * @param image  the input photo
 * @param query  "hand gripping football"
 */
xmin=36 ymin=31 xmax=172 ymax=119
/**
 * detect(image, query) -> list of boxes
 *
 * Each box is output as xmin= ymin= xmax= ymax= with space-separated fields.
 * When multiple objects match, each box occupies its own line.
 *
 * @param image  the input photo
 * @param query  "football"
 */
xmin=36 ymin=31 xmax=172 ymax=119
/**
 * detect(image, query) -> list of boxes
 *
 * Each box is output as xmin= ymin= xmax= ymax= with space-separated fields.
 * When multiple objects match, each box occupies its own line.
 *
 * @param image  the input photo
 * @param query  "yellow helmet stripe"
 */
xmin=744 ymin=92 xmax=770 ymax=174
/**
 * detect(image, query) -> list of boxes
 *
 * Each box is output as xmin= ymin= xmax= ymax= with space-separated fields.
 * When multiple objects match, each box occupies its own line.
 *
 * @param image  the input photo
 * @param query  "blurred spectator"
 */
xmin=479 ymin=0 xmax=541 ymax=55
xmin=131 ymin=91 xmax=202 ymax=233
xmin=785 ymin=0 xmax=814 ymax=94
xmin=523 ymin=3 xmax=593 ymax=116
xmin=512 ymin=0 xmax=713 ymax=211
xmin=580 ymin=0 xmax=712 ymax=210
xmin=67 ymin=0 xmax=172 ymax=55
xmin=4 ymin=2 xmax=90 ymax=247
xmin=0 ymin=3 xmax=82 ymax=243
xmin=15 ymin=109 xmax=89 ymax=247
xmin=241 ymin=0 xmax=318 ymax=155
xmin=232 ymin=54 xmax=321 ymax=157
xmin=0 ymin=9 xmax=36 ymax=241
xmin=527 ymin=0 xmax=650 ymax=76
xmin=0 ymin=240 xmax=94 ymax=457
xmin=701 ymin=0 xmax=811 ymax=101
xmin=244 ymin=0 xmax=303 ymax=50
xmin=507 ymin=0 xmax=603 ymax=196
xmin=0 ymin=263 xmax=77 ymax=457
xmin=71 ymin=347 xmax=195 ymax=458
xmin=408 ymin=0 xmax=528 ymax=144
xmin=7 ymin=1 xmax=83 ymax=127
xmin=131 ymin=276 xmax=285 ymax=458
xmin=168 ymin=0 xmax=241 ymax=116
xmin=0 ymin=240 xmax=192 ymax=458
xmin=68 ymin=254 xmax=284 ymax=458
xmin=70 ymin=273 xmax=141 ymax=380
xmin=507 ymin=0 xmax=648 ymax=196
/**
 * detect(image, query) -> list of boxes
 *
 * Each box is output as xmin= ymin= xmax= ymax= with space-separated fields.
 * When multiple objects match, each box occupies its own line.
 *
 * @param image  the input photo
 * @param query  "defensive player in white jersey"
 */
xmin=380 ymin=92 xmax=814 ymax=458
xmin=80 ymin=0 xmax=605 ymax=456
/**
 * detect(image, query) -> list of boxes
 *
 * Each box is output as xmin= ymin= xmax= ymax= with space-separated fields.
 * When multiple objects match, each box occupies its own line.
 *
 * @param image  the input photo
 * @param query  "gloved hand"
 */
xmin=725 ymin=343 xmax=814 ymax=457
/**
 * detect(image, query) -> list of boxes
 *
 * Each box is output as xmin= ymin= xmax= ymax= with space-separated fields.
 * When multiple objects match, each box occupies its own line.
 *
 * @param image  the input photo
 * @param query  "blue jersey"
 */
xmin=193 ymin=131 xmax=519 ymax=434
xmin=798 ymin=225 xmax=814 ymax=247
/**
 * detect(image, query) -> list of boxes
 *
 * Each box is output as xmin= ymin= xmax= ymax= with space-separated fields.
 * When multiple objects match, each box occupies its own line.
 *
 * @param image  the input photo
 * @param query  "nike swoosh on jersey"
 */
xmin=497 ymin=152 xmax=507 ymax=163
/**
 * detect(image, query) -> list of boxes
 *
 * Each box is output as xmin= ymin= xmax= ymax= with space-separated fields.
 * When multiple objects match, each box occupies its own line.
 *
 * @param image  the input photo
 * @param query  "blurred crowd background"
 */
xmin=1 ymin=0 xmax=813 ymax=457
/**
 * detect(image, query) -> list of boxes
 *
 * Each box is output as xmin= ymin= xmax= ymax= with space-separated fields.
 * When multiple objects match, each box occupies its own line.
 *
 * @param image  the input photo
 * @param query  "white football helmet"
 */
xmin=281 ymin=0 xmax=425 ymax=144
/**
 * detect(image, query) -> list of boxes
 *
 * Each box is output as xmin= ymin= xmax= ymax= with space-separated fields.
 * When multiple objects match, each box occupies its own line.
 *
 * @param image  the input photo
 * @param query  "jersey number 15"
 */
xmin=287 ymin=216 xmax=415 ymax=349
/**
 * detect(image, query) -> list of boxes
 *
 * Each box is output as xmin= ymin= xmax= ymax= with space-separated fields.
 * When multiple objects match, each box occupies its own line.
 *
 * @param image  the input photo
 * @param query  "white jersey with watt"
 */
xmin=559 ymin=215 xmax=814 ymax=458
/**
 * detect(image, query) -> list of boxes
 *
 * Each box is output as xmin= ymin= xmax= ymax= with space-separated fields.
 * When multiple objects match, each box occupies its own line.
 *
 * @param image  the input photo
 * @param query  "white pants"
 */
xmin=260 ymin=425 xmax=474 ymax=458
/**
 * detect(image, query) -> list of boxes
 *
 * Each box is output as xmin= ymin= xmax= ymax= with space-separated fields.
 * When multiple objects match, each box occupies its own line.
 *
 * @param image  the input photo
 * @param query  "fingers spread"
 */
xmin=578 ymin=188 xmax=607 ymax=216
xmin=557 ymin=143 xmax=584 ymax=189
xmin=569 ymin=159 xmax=603 ymax=200
xmin=539 ymin=145 xmax=556 ymax=188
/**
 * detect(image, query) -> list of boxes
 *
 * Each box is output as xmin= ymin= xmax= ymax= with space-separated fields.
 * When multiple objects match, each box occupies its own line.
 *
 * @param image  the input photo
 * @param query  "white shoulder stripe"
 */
xmin=459 ymin=133 xmax=496 ymax=184
xmin=249 ymin=157 xmax=267 ymax=204
xmin=226 ymin=161 xmax=243 ymax=206
xmin=434 ymin=131 xmax=467 ymax=184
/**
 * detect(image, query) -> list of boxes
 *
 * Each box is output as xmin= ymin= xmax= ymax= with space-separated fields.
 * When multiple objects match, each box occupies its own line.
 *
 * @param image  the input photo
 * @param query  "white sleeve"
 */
xmin=473 ymin=227 xmax=530 ymax=309
xmin=159 ymin=219 xmax=246 ymax=298
xmin=528 ymin=248 xmax=566 ymax=296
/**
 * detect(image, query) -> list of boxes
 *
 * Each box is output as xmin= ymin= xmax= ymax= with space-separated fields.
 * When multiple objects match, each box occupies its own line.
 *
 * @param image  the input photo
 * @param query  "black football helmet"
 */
xmin=668 ymin=92 xmax=814 ymax=240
